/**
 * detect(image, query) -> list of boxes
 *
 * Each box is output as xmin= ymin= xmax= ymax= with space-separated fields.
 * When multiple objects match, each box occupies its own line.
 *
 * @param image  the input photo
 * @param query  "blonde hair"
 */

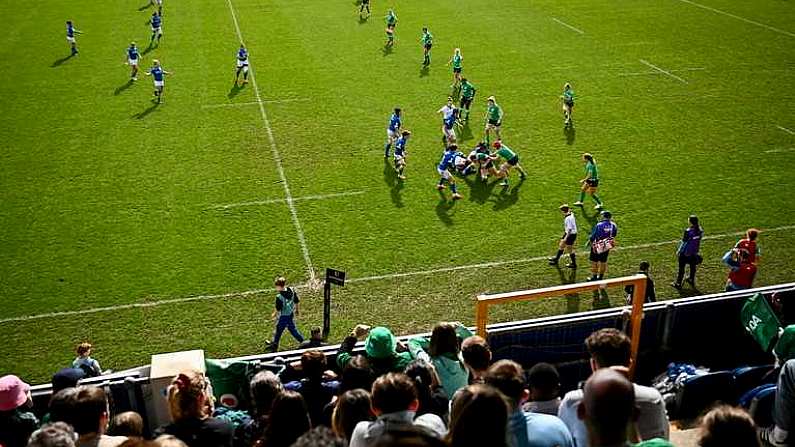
xmin=76 ymin=342 xmax=92 ymax=357
xmin=167 ymin=370 xmax=209 ymax=422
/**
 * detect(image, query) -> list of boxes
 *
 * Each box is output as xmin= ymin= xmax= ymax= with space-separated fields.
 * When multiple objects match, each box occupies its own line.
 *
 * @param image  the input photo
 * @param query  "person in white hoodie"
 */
xmin=349 ymin=373 xmax=446 ymax=447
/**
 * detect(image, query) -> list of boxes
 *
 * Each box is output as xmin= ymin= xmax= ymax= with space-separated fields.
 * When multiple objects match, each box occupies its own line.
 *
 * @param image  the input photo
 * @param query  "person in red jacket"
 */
xmin=723 ymin=247 xmax=757 ymax=291
xmin=735 ymin=228 xmax=761 ymax=265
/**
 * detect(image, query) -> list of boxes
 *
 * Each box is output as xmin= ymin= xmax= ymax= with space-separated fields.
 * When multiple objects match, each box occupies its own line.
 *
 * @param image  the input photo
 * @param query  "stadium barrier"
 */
xmin=475 ymin=275 xmax=648 ymax=378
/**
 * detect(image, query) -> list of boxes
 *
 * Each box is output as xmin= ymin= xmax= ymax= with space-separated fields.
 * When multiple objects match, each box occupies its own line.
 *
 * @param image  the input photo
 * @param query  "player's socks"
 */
xmin=578 ymin=191 xmax=586 ymax=203
xmin=593 ymin=195 xmax=603 ymax=206
xmin=450 ymin=183 xmax=458 ymax=194
xmin=568 ymin=253 xmax=577 ymax=268
xmin=384 ymin=143 xmax=391 ymax=157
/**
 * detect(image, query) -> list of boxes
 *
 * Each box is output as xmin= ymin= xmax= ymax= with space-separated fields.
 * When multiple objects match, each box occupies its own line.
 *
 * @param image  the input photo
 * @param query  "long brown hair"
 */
xmin=331 ymin=389 xmax=373 ymax=440
xmin=167 ymin=370 xmax=208 ymax=422
xmin=447 ymin=384 xmax=510 ymax=447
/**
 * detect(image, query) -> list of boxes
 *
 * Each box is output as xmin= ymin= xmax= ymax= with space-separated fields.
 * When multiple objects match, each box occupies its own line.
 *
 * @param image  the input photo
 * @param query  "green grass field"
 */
xmin=1 ymin=0 xmax=794 ymax=383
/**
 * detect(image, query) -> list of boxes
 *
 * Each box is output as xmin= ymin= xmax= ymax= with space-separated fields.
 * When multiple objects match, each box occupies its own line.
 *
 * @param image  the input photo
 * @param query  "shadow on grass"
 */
xmin=493 ymin=177 xmax=524 ymax=211
xmin=382 ymin=45 xmax=393 ymax=57
xmin=564 ymin=124 xmax=576 ymax=145
xmin=383 ymin=158 xmax=404 ymax=208
xmin=51 ymin=54 xmax=76 ymax=68
xmin=463 ymin=175 xmax=498 ymax=205
xmin=578 ymin=203 xmax=600 ymax=228
xmin=419 ymin=65 xmax=430 ymax=77
xmin=358 ymin=15 xmax=368 ymax=24
xmin=556 ymin=267 xmax=580 ymax=313
xmin=592 ymin=288 xmax=611 ymax=310
xmin=114 ymin=79 xmax=134 ymax=96
xmin=435 ymin=192 xmax=455 ymax=226
xmin=138 ymin=2 xmax=152 ymax=10
xmin=457 ymin=122 xmax=474 ymax=142
xmin=228 ymin=83 xmax=244 ymax=99
xmin=142 ymin=43 xmax=157 ymax=56
xmin=133 ymin=101 xmax=160 ymax=119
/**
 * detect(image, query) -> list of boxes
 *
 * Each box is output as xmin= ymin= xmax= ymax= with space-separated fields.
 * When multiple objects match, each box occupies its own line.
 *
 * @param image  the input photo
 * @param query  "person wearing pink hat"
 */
xmin=0 ymin=374 xmax=39 ymax=447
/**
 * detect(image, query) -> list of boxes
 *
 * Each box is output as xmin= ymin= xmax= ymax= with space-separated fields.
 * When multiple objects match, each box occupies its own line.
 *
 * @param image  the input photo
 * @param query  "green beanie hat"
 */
xmin=365 ymin=326 xmax=397 ymax=359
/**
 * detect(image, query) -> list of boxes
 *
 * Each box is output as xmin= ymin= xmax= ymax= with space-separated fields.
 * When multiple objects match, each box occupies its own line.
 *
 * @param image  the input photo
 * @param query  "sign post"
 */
xmin=324 ymin=268 xmax=346 ymax=340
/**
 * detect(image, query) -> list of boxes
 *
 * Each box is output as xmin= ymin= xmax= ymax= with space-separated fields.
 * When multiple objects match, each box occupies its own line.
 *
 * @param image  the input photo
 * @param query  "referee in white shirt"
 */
xmin=548 ymin=204 xmax=578 ymax=268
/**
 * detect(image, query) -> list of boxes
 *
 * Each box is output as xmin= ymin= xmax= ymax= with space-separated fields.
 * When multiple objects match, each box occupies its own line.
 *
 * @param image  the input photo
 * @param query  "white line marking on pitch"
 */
xmin=226 ymin=0 xmax=316 ymax=283
xmin=5 ymin=225 xmax=794 ymax=324
xmin=639 ymin=59 xmax=688 ymax=84
xmin=551 ymin=18 xmax=585 ymax=35
xmin=765 ymin=148 xmax=795 ymax=154
xmin=620 ymin=67 xmax=705 ymax=77
xmin=211 ymin=190 xmax=366 ymax=210
xmin=672 ymin=0 xmax=795 ymax=38
xmin=202 ymin=98 xmax=310 ymax=109
xmin=777 ymin=126 xmax=795 ymax=135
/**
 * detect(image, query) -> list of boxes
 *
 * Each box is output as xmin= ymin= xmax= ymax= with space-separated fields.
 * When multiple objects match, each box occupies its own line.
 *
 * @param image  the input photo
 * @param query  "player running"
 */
xmin=459 ymin=78 xmax=476 ymax=123
xmin=561 ymin=83 xmax=575 ymax=126
xmin=149 ymin=11 xmax=163 ymax=46
xmin=385 ymin=9 xmax=397 ymax=47
xmin=384 ymin=107 xmax=402 ymax=157
xmin=359 ymin=0 xmax=370 ymax=18
xmin=124 ymin=42 xmax=140 ymax=80
xmin=146 ymin=59 xmax=171 ymax=103
xmin=548 ymin=204 xmax=578 ymax=269
xmin=65 ymin=21 xmax=82 ymax=56
xmin=437 ymin=144 xmax=463 ymax=200
xmin=393 ymin=130 xmax=411 ymax=180
xmin=235 ymin=44 xmax=249 ymax=86
xmin=420 ymin=27 xmax=433 ymax=66
xmin=446 ymin=48 xmax=463 ymax=90
xmin=485 ymin=96 xmax=503 ymax=143
xmin=492 ymin=141 xmax=527 ymax=187
xmin=574 ymin=153 xmax=604 ymax=209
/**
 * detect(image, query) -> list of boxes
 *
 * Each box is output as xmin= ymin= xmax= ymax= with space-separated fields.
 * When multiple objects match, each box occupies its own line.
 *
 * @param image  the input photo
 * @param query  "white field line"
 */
xmin=210 ymin=190 xmax=366 ymax=210
xmin=765 ymin=148 xmax=795 ymax=154
xmin=202 ymin=98 xmax=310 ymax=109
xmin=3 ymin=225 xmax=794 ymax=324
xmin=225 ymin=0 xmax=316 ymax=283
xmin=639 ymin=59 xmax=688 ymax=84
xmin=777 ymin=126 xmax=795 ymax=135
xmin=672 ymin=0 xmax=795 ymax=38
xmin=551 ymin=18 xmax=585 ymax=35
xmin=620 ymin=67 xmax=705 ymax=77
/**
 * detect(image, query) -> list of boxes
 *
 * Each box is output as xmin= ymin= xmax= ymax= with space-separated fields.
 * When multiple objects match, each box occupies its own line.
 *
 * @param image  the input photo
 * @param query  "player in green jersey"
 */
xmin=485 ymin=96 xmax=503 ymax=143
xmin=469 ymin=141 xmax=498 ymax=181
xmin=385 ymin=9 xmax=397 ymax=47
xmin=574 ymin=153 xmax=603 ymax=209
xmin=359 ymin=0 xmax=370 ymax=18
xmin=446 ymin=48 xmax=463 ymax=92
xmin=420 ymin=27 xmax=433 ymax=66
xmin=561 ymin=83 xmax=575 ymax=126
xmin=492 ymin=140 xmax=527 ymax=187
xmin=458 ymin=78 xmax=476 ymax=123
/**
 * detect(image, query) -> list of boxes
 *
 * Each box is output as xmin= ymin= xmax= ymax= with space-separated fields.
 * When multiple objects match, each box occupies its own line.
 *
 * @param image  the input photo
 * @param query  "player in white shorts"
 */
xmin=149 ymin=12 xmax=163 ymax=47
xmin=235 ymin=44 xmax=249 ymax=86
xmin=124 ymin=42 xmax=141 ymax=80
xmin=146 ymin=59 xmax=171 ymax=103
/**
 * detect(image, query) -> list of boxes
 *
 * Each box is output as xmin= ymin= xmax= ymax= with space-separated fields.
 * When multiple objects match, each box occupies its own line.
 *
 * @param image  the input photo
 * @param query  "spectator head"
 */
xmin=429 ymin=322 xmax=460 ymax=357
xmin=274 ymin=276 xmax=287 ymax=291
xmin=689 ymin=215 xmax=699 ymax=227
xmin=484 ymin=360 xmax=528 ymax=409
xmin=300 ymin=350 xmax=327 ymax=381
xmin=526 ymin=362 xmax=560 ymax=402
xmin=461 ymin=336 xmax=491 ymax=375
xmin=262 ymin=390 xmax=311 ymax=447
xmin=292 ymin=426 xmax=346 ymax=447
xmin=340 ymin=355 xmax=375 ymax=393
xmin=48 ymin=387 xmax=78 ymax=424
xmin=371 ymin=373 xmax=418 ymax=415
xmin=27 ymin=422 xmax=78 ymax=447
xmin=332 ymin=389 xmax=373 ymax=440
xmin=51 ymin=368 xmax=85 ymax=394
xmin=0 ymin=374 xmax=31 ymax=411
xmin=64 ymin=385 xmax=110 ymax=436
xmin=76 ymin=342 xmax=93 ymax=357
xmin=638 ymin=261 xmax=650 ymax=273
xmin=746 ymin=229 xmax=759 ymax=241
xmin=108 ymin=411 xmax=144 ymax=437
xmin=404 ymin=359 xmax=440 ymax=413
xmin=372 ymin=426 xmax=449 ymax=447
xmin=154 ymin=435 xmax=189 ymax=447
xmin=310 ymin=326 xmax=323 ymax=341
xmin=167 ymin=370 xmax=210 ymax=422
xmin=698 ymin=405 xmax=759 ymax=447
xmin=365 ymin=327 xmax=398 ymax=360
xmin=447 ymin=384 xmax=510 ymax=447
xmin=585 ymin=328 xmax=631 ymax=370
xmin=250 ymin=370 xmax=283 ymax=417
xmin=578 ymin=368 xmax=636 ymax=446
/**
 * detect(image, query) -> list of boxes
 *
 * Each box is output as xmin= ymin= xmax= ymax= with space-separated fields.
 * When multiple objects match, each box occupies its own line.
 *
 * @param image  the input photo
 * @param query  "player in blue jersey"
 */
xmin=149 ymin=12 xmax=163 ymax=46
xmin=393 ymin=130 xmax=411 ymax=180
xmin=124 ymin=42 xmax=140 ymax=80
xmin=146 ymin=59 xmax=171 ymax=103
xmin=442 ymin=109 xmax=459 ymax=145
xmin=235 ymin=44 xmax=249 ymax=86
xmin=436 ymin=144 xmax=463 ymax=200
xmin=384 ymin=107 xmax=402 ymax=157
xmin=65 ymin=21 xmax=82 ymax=55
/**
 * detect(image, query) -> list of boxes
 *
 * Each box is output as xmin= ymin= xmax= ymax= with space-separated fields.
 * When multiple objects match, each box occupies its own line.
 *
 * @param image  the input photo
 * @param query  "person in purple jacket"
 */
xmin=672 ymin=215 xmax=703 ymax=289
xmin=587 ymin=211 xmax=618 ymax=281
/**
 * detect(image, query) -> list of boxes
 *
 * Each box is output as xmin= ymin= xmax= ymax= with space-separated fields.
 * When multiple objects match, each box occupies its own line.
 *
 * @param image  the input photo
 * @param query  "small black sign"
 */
xmin=326 ymin=268 xmax=346 ymax=286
